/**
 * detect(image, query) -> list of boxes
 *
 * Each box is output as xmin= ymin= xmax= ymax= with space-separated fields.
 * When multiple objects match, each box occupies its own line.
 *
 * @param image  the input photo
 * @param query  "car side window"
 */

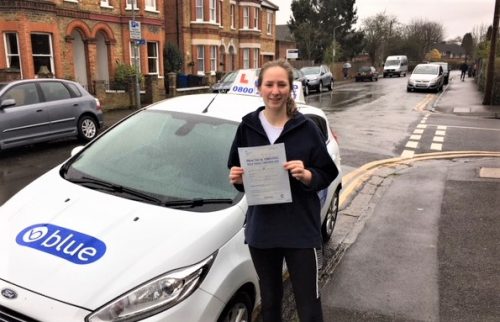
xmin=2 ymin=83 xmax=40 ymax=107
xmin=39 ymin=82 xmax=72 ymax=102
xmin=65 ymin=82 xmax=82 ymax=97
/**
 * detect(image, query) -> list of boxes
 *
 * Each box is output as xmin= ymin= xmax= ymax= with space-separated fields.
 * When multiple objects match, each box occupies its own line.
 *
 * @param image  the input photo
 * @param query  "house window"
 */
xmin=126 ymin=0 xmax=138 ymax=9
xmin=145 ymin=0 xmax=157 ymax=11
xmin=267 ymin=12 xmax=272 ymax=34
xmin=210 ymin=46 xmax=217 ymax=71
xmin=147 ymin=42 xmax=159 ymax=75
xmin=209 ymin=0 xmax=216 ymax=22
xmin=100 ymin=0 xmax=111 ymax=7
xmin=197 ymin=45 xmax=205 ymax=73
xmin=230 ymin=5 xmax=235 ymax=28
xmin=243 ymin=7 xmax=249 ymax=29
xmin=243 ymin=48 xmax=250 ymax=69
xmin=31 ymin=33 xmax=54 ymax=76
xmin=253 ymin=8 xmax=259 ymax=30
xmin=196 ymin=0 xmax=203 ymax=20
xmin=4 ymin=33 xmax=22 ymax=75
xmin=253 ymin=48 xmax=259 ymax=68
xmin=130 ymin=42 xmax=141 ymax=72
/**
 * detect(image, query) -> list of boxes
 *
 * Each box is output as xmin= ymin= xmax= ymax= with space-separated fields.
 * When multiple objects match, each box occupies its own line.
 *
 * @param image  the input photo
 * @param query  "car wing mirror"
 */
xmin=0 ymin=98 xmax=16 ymax=108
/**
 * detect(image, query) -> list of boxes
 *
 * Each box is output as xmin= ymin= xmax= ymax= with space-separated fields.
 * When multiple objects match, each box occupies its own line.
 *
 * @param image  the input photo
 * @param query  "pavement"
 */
xmin=101 ymin=74 xmax=500 ymax=322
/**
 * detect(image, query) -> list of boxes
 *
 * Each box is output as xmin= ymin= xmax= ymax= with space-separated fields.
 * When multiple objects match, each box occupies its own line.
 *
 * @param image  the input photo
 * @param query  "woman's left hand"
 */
xmin=284 ymin=160 xmax=312 ymax=185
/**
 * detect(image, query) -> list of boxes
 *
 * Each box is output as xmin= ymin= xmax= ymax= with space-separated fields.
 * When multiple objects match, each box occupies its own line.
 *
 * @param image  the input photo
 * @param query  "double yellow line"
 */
xmin=339 ymin=151 xmax=500 ymax=208
xmin=414 ymin=94 xmax=435 ymax=112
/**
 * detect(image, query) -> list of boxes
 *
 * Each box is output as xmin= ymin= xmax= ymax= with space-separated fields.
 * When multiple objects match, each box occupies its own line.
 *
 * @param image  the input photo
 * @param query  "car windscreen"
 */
xmin=385 ymin=60 xmax=400 ymax=66
xmin=413 ymin=65 xmax=438 ymax=75
xmin=63 ymin=110 xmax=241 ymax=210
xmin=301 ymin=67 xmax=320 ymax=75
xmin=359 ymin=66 xmax=371 ymax=72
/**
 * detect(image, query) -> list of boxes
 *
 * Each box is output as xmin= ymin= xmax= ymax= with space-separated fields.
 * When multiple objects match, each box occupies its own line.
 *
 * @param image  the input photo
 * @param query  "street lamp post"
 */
xmin=131 ymin=0 xmax=141 ymax=109
xmin=332 ymin=25 xmax=341 ymax=63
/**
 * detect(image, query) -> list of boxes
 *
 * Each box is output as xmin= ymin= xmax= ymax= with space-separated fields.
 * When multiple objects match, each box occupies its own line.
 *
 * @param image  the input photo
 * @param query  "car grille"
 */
xmin=0 ymin=305 xmax=39 ymax=322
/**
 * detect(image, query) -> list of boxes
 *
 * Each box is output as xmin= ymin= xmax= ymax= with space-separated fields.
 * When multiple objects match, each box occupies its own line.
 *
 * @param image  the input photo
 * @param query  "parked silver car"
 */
xmin=407 ymin=64 xmax=444 ymax=93
xmin=300 ymin=65 xmax=334 ymax=93
xmin=0 ymin=78 xmax=104 ymax=150
xmin=429 ymin=62 xmax=450 ymax=85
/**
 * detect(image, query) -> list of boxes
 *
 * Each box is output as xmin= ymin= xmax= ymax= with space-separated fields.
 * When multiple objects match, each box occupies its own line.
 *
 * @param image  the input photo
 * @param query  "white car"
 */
xmin=0 ymin=92 xmax=342 ymax=322
xmin=407 ymin=63 xmax=444 ymax=92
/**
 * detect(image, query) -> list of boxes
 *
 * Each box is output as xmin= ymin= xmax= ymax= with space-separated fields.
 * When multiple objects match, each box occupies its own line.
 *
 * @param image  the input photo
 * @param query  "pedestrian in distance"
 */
xmin=227 ymin=59 xmax=339 ymax=322
xmin=460 ymin=61 xmax=468 ymax=81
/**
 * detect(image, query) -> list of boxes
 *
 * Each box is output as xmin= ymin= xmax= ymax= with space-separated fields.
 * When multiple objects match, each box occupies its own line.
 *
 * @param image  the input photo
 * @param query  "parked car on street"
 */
xmin=292 ymin=67 xmax=309 ymax=96
xmin=407 ymin=63 xmax=444 ymax=92
xmin=0 ymin=78 xmax=103 ymax=151
xmin=383 ymin=55 xmax=408 ymax=77
xmin=429 ymin=62 xmax=450 ymax=85
xmin=300 ymin=65 xmax=334 ymax=93
xmin=355 ymin=66 xmax=379 ymax=82
xmin=210 ymin=70 xmax=238 ymax=93
xmin=0 ymin=90 xmax=342 ymax=321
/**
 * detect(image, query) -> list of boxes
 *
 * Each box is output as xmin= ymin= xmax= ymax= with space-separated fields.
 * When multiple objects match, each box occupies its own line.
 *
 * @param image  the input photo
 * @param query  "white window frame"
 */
xmin=243 ymin=7 xmax=249 ymax=29
xmin=209 ymin=0 xmax=216 ymax=22
xmin=196 ymin=0 xmax=204 ymax=21
xmin=147 ymin=42 xmax=159 ymax=75
xmin=267 ymin=12 xmax=272 ymax=35
xmin=145 ymin=0 xmax=157 ymax=12
xmin=210 ymin=46 xmax=217 ymax=72
xmin=197 ymin=45 xmax=205 ymax=73
xmin=100 ymin=0 xmax=112 ymax=7
xmin=230 ymin=5 xmax=235 ymax=29
xmin=253 ymin=48 xmax=259 ymax=68
xmin=4 ymin=32 xmax=22 ymax=77
xmin=253 ymin=8 xmax=259 ymax=30
xmin=243 ymin=48 xmax=250 ymax=69
xmin=31 ymin=33 xmax=55 ymax=77
xmin=126 ymin=0 xmax=138 ymax=10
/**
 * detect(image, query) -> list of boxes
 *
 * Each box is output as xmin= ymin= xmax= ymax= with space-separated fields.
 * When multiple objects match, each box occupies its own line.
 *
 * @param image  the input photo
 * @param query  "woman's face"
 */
xmin=259 ymin=66 xmax=291 ymax=112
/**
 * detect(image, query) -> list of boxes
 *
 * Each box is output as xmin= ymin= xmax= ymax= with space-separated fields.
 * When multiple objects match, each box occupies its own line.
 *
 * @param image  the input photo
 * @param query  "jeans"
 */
xmin=249 ymin=246 xmax=324 ymax=322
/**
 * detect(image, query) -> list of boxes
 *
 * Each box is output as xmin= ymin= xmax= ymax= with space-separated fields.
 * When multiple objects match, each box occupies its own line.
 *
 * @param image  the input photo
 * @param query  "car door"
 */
xmin=0 ymin=82 xmax=50 ymax=147
xmin=38 ymin=81 xmax=82 ymax=136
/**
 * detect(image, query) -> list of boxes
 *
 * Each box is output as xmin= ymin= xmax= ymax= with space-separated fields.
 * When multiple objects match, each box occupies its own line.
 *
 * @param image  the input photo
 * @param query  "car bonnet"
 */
xmin=0 ymin=167 xmax=245 ymax=310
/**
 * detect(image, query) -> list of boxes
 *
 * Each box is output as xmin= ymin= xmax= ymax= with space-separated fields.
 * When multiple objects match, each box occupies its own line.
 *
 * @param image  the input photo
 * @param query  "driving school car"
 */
xmin=0 ymin=72 xmax=342 ymax=321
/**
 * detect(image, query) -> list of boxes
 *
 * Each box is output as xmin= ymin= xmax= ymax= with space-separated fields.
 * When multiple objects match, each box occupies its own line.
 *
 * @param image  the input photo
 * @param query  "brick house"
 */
xmin=165 ymin=0 xmax=278 ymax=76
xmin=0 ymin=0 xmax=166 ymax=92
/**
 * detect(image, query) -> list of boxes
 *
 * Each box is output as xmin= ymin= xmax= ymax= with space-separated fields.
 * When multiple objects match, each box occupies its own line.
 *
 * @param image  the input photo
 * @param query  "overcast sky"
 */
xmin=275 ymin=0 xmax=495 ymax=40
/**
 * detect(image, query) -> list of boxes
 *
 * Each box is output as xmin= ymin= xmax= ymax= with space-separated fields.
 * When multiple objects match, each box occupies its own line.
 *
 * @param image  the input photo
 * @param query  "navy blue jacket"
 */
xmin=227 ymin=106 xmax=339 ymax=248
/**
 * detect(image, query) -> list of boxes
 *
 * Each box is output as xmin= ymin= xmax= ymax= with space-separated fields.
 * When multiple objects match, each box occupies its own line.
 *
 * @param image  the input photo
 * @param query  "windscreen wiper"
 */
xmin=67 ymin=177 xmax=163 ymax=205
xmin=163 ymin=198 xmax=233 ymax=208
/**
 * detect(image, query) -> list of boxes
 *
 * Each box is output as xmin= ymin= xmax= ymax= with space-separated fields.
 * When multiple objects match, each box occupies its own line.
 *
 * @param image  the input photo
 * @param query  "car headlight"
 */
xmin=408 ymin=79 xmax=415 ymax=85
xmin=86 ymin=253 xmax=217 ymax=322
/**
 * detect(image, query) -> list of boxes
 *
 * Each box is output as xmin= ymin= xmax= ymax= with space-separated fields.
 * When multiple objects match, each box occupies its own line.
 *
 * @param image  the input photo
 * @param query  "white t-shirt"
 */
xmin=259 ymin=110 xmax=283 ymax=144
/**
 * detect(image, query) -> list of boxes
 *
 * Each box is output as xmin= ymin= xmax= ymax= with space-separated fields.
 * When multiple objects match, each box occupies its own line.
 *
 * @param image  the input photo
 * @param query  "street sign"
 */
xmin=129 ymin=20 xmax=141 ymax=40
xmin=135 ymin=39 xmax=146 ymax=45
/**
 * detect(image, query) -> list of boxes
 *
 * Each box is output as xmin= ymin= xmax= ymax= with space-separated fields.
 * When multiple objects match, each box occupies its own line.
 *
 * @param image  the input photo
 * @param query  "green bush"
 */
xmin=164 ymin=42 xmax=184 ymax=73
xmin=114 ymin=63 xmax=142 ymax=90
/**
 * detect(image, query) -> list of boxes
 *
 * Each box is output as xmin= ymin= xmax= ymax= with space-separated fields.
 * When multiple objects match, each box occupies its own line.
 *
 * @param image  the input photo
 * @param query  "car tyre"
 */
xmin=217 ymin=292 xmax=253 ymax=322
xmin=321 ymin=189 xmax=339 ymax=243
xmin=304 ymin=85 xmax=310 ymax=96
xmin=318 ymin=82 xmax=323 ymax=93
xmin=327 ymin=79 xmax=333 ymax=91
xmin=77 ymin=115 xmax=98 ymax=141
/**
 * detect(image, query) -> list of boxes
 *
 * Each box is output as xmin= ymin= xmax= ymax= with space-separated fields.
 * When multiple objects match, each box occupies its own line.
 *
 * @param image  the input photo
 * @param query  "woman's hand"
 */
xmin=284 ymin=160 xmax=312 ymax=185
xmin=229 ymin=166 xmax=244 ymax=185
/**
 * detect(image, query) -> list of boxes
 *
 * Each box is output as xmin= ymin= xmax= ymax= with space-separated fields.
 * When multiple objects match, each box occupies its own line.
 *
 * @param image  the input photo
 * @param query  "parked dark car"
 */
xmin=355 ymin=66 xmax=379 ymax=82
xmin=210 ymin=70 xmax=238 ymax=93
xmin=300 ymin=65 xmax=334 ymax=93
xmin=0 ymin=78 xmax=103 ymax=150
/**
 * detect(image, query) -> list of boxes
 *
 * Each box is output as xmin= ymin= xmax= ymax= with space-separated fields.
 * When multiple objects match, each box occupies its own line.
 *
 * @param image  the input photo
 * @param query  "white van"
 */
xmin=383 ymin=55 xmax=408 ymax=77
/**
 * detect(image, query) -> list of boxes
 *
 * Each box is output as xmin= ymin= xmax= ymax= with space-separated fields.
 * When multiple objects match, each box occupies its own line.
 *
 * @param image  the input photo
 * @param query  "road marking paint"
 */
xmin=414 ymin=129 xmax=424 ymax=134
xmin=430 ymin=143 xmax=442 ymax=150
xmin=437 ymin=125 xmax=447 ymax=130
xmin=417 ymin=124 xmax=427 ymax=129
xmin=435 ymin=130 xmax=446 ymax=136
xmin=401 ymin=150 xmax=415 ymax=158
xmin=414 ymin=94 xmax=434 ymax=112
xmin=406 ymin=141 xmax=419 ymax=148
xmin=433 ymin=136 xmax=444 ymax=142
xmin=410 ymin=134 xmax=422 ymax=140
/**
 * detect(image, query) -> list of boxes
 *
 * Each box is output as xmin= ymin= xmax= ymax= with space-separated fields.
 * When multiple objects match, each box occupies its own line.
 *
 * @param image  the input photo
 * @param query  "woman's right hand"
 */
xmin=229 ymin=166 xmax=244 ymax=185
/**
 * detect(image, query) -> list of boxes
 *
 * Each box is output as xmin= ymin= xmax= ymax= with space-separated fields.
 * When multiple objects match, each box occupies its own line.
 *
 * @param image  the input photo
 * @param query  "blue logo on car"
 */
xmin=16 ymin=224 xmax=106 ymax=265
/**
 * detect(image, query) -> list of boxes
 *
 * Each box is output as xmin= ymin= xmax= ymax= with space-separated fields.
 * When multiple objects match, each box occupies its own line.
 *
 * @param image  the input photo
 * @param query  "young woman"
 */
xmin=227 ymin=59 xmax=339 ymax=322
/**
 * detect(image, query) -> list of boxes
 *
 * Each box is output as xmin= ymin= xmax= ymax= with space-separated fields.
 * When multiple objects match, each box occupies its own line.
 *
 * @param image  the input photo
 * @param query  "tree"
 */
xmin=164 ymin=42 xmax=183 ymax=73
xmin=483 ymin=0 xmax=499 ymax=105
xmin=461 ymin=33 xmax=474 ymax=60
xmin=403 ymin=19 xmax=444 ymax=62
xmin=426 ymin=48 xmax=442 ymax=61
xmin=360 ymin=12 xmax=400 ymax=65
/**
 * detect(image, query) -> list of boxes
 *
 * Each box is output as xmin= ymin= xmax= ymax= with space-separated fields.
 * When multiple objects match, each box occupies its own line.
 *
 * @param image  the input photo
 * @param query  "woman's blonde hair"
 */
xmin=257 ymin=59 xmax=297 ymax=116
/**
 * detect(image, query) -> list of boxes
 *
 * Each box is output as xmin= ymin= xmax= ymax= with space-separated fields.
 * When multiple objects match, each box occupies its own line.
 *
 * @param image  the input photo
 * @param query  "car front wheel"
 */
xmin=322 ymin=189 xmax=339 ymax=243
xmin=77 ymin=115 xmax=98 ymax=141
xmin=218 ymin=292 xmax=253 ymax=322
xmin=327 ymin=79 xmax=333 ymax=91
xmin=304 ymin=84 xmax=310 ymax=96
xmin=318 ymin=82 xmax=323 ymax=93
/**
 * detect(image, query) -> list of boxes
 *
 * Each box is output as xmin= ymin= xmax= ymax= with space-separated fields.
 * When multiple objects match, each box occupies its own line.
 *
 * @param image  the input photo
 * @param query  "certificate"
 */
xmin=238 ymin=143 xmax=292 ymax=206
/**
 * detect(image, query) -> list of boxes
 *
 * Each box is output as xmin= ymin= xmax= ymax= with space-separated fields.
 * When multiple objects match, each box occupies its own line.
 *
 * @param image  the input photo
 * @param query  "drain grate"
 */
xmin=479 ymin=167 xmax=500 ymax=179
